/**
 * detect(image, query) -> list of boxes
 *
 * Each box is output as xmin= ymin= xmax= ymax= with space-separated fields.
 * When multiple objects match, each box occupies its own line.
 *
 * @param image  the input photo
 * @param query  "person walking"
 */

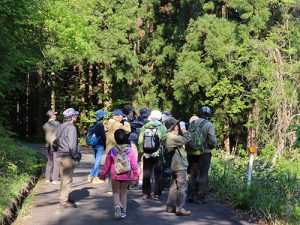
xmin=104 ymin=109 xmax=131 ymax=194
xmin=101 ymin=129 xmax=139 ymax=219
xmin=87 ymin=109 xmax=107 ymax=183
xmin=187 ymin=106 xmax=217 ymax=204
xmin=163 ymin=117 xmax=191 ymax=216
xmin=43 ymin=110 xmax=61 ymax=184
xmin=55 ymin=108 xmax=82 ymax=208
xmin=138 ymin=110 xmax=167 ymax=200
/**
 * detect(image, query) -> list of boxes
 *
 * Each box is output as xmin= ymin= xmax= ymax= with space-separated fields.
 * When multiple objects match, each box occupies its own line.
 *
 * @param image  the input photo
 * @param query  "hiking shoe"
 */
xmin=51 ymin=180 xmax=60 ymax=185
xmin=114 ymin=206 xmax=121 ymax=219
xmin=121 ymin=212 xmax=127 ymax=218
xmin=130 ymin=180 xmax=139 ymax=189
xmin=60 ymin=201 xmax=77 ymax=209
xmin=166 ymin=207 xmax=176 ymax=213
xmin=153 ymin=195 xmax=161 ymax=201
xmin=176 ymin=208 xmax=191 ymax=216
xmin=68 ymin=198 xmax=76 ymax=204
xmin=142 ymin=194 xmax=150 ymax=200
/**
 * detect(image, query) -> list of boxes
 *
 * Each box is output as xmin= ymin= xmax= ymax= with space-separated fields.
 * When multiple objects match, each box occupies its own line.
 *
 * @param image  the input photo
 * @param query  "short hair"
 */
xmin=114 ymin=129 xmax=128 ymax=145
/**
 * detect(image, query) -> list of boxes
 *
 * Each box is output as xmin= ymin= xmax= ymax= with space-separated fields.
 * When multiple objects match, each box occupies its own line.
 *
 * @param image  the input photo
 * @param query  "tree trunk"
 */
xmin=103 ymin=65 xmax=112 ymax=110
xmin=35 ymin=69 xmax=44 ymax=138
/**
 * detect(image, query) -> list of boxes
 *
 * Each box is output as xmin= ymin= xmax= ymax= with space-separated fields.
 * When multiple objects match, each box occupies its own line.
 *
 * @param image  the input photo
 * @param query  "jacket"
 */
xmin=101 ymin=145 xmax=139 ymax=181
xmin=105 ymin=119 xmax=131 ymax=152
xmin=43 ymin=120 xmax=60 ymax=145
xmin=138 ymin=120 xmax=167 ymax=152
xmin=55 ymin=121 xmax=80 ymax=159
xmin=93 ymin=121 xmax=106 ymax=148
xmin=162 ymin=132 xmax=189 ymax=172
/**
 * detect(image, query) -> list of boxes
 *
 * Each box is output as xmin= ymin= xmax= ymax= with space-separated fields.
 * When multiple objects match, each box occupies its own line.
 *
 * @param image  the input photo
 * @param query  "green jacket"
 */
xmin=162 ymin=132 xmax=189 ymax=172
xmin=138 ymin=120 xmax=167 ymax=152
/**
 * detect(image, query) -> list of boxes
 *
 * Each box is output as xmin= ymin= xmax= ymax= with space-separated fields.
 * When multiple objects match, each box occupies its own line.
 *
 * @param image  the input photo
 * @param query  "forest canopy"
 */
xmin=0 ymin=0 xmax=299 ymax=156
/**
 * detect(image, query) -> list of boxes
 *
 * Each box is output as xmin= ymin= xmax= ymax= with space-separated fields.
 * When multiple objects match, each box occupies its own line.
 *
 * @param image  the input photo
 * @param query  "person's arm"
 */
xmin=100 ymin=152 xmax=113 ymax=180
xmin=67 ymin=126 xmax=79 ymax=159
xmin=166 ymin=133 xmax=189 ymax=149
xmin=129 ymin=152 xmax=139 ymax=180
xmin=138 ymin=126 xmax=146 ymax=152
xmin=207 ymin=123 xmax=217 ymax=148
xmin=158 ymin=124 xmax=167 ymax=140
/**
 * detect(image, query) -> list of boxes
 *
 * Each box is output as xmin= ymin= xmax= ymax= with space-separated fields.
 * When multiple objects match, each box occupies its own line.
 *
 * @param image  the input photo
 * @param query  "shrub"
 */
xmin=210 ymin=149 xmax=300 ymax=224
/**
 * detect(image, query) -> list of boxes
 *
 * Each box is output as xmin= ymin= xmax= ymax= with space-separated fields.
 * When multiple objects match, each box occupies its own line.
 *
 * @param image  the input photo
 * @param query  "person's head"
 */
xmin=161 ymin=111 xmax=172 ymax=124
xmin=63 ymin=108 xmax=79 ymax=123
xmin=112 ymin=109 xmax=124 ymax=122
xmin=164 ymin=117 xmax=180 ymax=134
xmin=46 ymin=110 xmax=57 ymax=120
xmin=95 ymin=109 xmax=107 ymax=121
xmin=114 ymin=129 xmax=128 ymax=145
xmin=198 ymin=106 xmax=212 ymax=120
xmin=148 ymin=110 xmax=162 ymax=121
xmin=123 ymin=105 xmax=136 ymax=119
xmin=189 ymin=115 xmax=199 ymax=124
xmin=139 ymin=107 xmax=151 ymax=119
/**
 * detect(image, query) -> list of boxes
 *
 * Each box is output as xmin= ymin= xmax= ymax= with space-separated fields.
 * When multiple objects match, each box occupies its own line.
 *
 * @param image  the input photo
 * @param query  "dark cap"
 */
xmin=46 ymin=110 xmax=57 ymax=117
xmin=139 ymin=107 xmax=151 ymax=118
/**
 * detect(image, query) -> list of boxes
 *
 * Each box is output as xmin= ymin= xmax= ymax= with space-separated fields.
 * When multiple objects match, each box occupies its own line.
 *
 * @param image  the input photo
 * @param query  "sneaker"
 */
xmin=142 ymin=194 xmax=150 ymax=200
xmin=107 ymin=191 xmax=113 ymax=195
xmin=51 ymin=180 xmax=60 ymax=185
xmin=87 ymin=176 xmax=93 ymax=183
xmin=153 ymin=195 xmax=160 ymax=201
xmin=45 ymin=179 xmax=51 ymax=183
xmin=91 ymin=177 xmax=105 ymax=184
xmin=175 ymin=208 xmax=191 ymax=216
xmin=60 ymin=201 xmax=77 ymax=209
xmin=121 ymin=212 xmax=127 ymax=218
xmin=114 ymin=206 xmax=121 ymax=219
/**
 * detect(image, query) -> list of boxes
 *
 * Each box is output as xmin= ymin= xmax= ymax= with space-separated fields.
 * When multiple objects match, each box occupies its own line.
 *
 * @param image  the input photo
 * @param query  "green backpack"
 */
xmin=188 ymin=119 xmax=208 ymax=155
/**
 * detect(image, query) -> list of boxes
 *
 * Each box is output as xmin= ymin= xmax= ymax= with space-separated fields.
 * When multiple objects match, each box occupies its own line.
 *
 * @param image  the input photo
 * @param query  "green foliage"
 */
xmin=0 ymin=134 xmax=43 ymax=220
xmin=210 ymin=149 xmax=300 ymax=224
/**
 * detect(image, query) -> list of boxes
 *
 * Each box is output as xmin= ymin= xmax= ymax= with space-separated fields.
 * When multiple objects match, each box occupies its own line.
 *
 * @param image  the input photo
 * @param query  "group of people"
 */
xmin=43 ymin=105 xmax=217 ymax=219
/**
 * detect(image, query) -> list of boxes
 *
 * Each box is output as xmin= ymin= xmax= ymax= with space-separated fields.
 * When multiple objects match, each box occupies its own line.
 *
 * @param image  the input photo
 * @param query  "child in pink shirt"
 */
xmin=101 ymin=129 xmax=139 ymax=219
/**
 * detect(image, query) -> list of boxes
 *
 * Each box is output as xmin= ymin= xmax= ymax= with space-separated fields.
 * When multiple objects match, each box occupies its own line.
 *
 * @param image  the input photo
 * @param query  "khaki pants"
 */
xmin=167 ymin=170 xmax=188 ymax=210
xmin=58 ymin=156 xmax=75 ymax=203
xmin=111 ymin=180 xmax=129 ymax=212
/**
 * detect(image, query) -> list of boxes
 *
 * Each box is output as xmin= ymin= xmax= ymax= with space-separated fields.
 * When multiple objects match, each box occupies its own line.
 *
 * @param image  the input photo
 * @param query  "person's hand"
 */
xmin=75 ymin=152 xmax=82 ymax=162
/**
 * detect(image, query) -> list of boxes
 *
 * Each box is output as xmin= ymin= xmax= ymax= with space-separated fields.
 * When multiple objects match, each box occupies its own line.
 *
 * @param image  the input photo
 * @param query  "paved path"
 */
xmin=15 ymin=147 xmax=255 ymax=225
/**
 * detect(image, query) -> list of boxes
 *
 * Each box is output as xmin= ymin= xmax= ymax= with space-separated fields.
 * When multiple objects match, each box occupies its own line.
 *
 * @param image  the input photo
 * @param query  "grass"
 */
xmin=0 ymin=135 xmax=43 ymax=222
xmin=209 ymin=148 xmax=300 ymax=224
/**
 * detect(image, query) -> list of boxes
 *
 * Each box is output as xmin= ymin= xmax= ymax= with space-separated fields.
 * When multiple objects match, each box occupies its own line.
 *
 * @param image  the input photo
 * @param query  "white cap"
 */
xmin=148 ymin=110 xmax=162 ymax=121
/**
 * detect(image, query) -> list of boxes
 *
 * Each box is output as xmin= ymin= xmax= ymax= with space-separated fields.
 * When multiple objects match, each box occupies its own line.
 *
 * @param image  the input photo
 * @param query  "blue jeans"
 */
xmin=89 ymin=145 xmax=104 ymax=178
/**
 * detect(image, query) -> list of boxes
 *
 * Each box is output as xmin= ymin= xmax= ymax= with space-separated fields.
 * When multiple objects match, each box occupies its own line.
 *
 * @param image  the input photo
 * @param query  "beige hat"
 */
xmin=189 ymin=115 xmax=199 ymax=124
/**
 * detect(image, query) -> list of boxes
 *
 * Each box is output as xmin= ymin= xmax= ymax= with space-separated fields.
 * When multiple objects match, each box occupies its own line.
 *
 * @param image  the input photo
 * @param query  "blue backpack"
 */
xmin=86 ymin=123 xmax=100 ymax=147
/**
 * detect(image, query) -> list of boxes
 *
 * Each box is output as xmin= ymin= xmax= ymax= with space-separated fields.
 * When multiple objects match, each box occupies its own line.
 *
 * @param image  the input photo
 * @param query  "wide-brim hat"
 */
xmin=95 ymin=109 xmax=108 ymax=120
xmin=165 ymin=117 xmax=180 ymax=132
xmin=123 ymin=105 xmax=135 ymax=114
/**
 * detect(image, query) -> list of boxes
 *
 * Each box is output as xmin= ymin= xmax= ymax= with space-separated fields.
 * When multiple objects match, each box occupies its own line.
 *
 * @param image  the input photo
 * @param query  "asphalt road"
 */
xmin=15 ymin=146 xmax=255 ymax=225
